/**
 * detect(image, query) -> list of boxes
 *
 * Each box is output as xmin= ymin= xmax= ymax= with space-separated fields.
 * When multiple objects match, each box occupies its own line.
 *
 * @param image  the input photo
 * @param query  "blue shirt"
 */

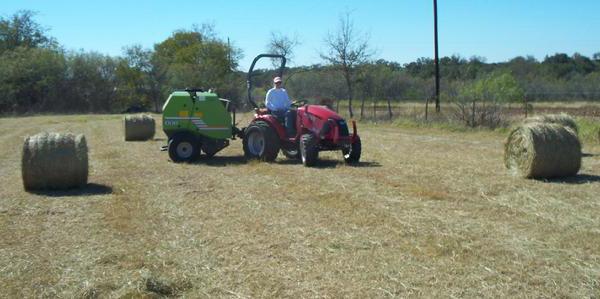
xmin=265 ymin=88 xmax=291 ymax=111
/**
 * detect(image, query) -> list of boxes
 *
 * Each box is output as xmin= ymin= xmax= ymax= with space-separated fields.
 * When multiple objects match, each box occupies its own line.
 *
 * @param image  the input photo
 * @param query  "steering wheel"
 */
xmin=291 ymin=99 xmax=307 ymax=107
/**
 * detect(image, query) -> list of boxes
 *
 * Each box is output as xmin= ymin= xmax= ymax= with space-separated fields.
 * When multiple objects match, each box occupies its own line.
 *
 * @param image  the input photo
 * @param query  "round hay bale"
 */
xmin=524 ymin=113 xmax=578 ymax=134
xmin=22 ymin=132 xmax=88 ymax=190
xmin=124 ymin=114 xmax=155 ymax=141
xmin=504 ymin=123 xmax=581 ymax=179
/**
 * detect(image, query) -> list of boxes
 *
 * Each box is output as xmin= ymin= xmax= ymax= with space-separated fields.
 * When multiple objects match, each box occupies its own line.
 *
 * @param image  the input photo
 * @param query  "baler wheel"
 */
xmin=168 ymin=134 xmax=200 ymax=163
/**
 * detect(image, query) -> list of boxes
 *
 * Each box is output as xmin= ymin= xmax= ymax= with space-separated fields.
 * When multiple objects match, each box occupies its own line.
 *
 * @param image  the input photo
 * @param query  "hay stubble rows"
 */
xmin=1 ymin=114 xmax=599 ymax=297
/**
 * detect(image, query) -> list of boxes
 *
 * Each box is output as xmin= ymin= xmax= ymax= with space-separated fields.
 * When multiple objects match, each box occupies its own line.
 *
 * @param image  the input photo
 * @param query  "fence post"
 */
xmin=425 ymin=97 xmax=430 ymax=121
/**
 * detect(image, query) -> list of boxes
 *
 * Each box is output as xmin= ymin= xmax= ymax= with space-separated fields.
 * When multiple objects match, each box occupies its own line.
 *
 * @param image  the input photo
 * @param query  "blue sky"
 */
xmin=2 ymin=0 xmax=599 ymax=70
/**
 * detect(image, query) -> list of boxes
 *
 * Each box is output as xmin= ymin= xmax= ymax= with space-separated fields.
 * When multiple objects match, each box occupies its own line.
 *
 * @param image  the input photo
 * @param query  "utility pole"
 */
xmin=227 ymin=37 xmax=232 ymax=69
xmin=434 ymin=0 xmax=441 ymax=112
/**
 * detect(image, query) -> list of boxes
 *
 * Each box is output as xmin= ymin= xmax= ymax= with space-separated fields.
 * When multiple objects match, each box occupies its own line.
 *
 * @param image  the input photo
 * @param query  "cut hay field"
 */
xmin=1 ymin=114 xmax=600 ymax=297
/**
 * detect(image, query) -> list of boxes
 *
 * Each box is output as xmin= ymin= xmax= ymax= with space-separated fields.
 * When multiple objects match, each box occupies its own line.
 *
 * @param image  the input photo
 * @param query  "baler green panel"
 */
xmin=162 ymin=91 xmax=232 ymax=139
xmin=162 ymin=92 xmax=193 ymax=134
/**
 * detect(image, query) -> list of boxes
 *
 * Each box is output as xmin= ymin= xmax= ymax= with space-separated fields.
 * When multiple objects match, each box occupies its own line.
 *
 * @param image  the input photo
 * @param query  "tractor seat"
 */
xmin=270 ymin=110 xmax=287 ymax=125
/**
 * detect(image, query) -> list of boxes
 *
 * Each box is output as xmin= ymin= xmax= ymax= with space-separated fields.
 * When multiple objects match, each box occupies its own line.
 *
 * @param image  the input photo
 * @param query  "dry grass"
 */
xmin=1 ymin=113 xmax=600 ymax=297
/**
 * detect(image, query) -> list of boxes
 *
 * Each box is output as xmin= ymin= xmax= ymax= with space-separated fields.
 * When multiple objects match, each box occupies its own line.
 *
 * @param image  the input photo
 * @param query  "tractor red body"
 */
xmin=244 ymin=104 xmax=361 ymax=166
xmin=242 ymin=54 xmax=361 ymax=166
xmin=254 ymin=105 xmax=357 ymax=150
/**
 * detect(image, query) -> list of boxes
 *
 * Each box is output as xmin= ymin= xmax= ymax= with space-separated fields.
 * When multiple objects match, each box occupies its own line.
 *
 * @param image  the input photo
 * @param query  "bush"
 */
xmin=450 ymin=71 xmax=524 ymax=128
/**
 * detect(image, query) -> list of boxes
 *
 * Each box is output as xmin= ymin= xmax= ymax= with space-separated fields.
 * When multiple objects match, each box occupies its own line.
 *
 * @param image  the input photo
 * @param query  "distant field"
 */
xmin=333 ymin=100 xmax=600 ymax=119
xmin=1 ymin=113 xmax=599 ymax=297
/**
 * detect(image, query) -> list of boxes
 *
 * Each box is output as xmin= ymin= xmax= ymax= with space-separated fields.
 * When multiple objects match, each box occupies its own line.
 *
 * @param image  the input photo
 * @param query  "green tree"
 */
xmin=115 ymin=45 xmax=161 ymax=111
xmin=404 ymin=57 xmax=435 ymax=79
xmin=64 ymin=51 xmax=118 ymax=112
xmin=463 ymin=72 xmax=523 ymax=103
xmin=453 ymin=71 xmax=524 ymax=127
xmin=152 ymin=25 xmax=242 ymax=104
xmin=0 ymin=10 xmax=56 ymax=54
xmin=0 ymin=47 xmax=66 ymax=113
xmin=541 ymin=53 xmax=597 ymax=78
xmin=572 ymin=53 xmax=596 ymax=74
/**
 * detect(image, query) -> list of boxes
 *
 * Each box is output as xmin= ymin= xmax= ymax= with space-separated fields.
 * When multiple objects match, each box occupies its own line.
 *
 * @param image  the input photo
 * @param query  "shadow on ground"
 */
xmin=541 ymin=174 xmax=600 ymax=184
xmin=352 ymin=161 xmax=382 ymax=168
xmin=196 ymin=155 xmax=247 ymax=166
xmin=277 ymin=159 xmax=381 ymax=169
xmin=27 ymin=183 xmax=113 ymax=197
xmin=194 ymin=155 xmax=382 ymax=168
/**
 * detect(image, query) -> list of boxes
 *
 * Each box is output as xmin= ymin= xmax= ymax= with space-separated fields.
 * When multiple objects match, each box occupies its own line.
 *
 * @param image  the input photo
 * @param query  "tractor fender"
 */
xmin=249 ymin=115 xmax=287 ymax=140
xmin=351 ymin=120 xmax=358 ymax=143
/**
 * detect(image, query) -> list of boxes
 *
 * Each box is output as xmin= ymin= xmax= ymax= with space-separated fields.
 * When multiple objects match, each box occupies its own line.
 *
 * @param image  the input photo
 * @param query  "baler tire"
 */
xmin=168 ymin=134 xmax=200 ymax=163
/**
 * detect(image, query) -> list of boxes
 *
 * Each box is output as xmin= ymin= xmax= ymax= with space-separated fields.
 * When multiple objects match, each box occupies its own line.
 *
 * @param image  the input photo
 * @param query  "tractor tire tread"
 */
xmin=300 ymin=133 xmax=318 ymax=166
xmin=343 ymin=135 xmax=361 ymax=164
xmin=243 ymin=121 xmax=280 ymax=162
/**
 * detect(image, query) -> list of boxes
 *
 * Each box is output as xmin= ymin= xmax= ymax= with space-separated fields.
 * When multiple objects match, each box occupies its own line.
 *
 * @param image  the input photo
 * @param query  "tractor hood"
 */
xmin=299 ymin=105 xmax=344 ymax=121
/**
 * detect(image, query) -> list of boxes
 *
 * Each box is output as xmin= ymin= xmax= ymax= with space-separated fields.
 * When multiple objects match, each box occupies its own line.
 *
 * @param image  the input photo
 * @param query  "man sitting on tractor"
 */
xmin=265 ymin=76 xmax=294 ymax=136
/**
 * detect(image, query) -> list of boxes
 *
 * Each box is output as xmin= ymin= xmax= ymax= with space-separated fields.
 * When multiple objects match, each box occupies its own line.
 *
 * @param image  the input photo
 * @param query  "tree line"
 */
xmin=1 ymin=10 xmax=599 ymax=117
xmin=0 ymin=11 xmax=240 ymax=114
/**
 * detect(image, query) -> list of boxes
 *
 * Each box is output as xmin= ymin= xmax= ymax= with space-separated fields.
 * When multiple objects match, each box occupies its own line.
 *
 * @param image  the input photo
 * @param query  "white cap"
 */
xmin=273 ymin=76 xmax=282 ymax=83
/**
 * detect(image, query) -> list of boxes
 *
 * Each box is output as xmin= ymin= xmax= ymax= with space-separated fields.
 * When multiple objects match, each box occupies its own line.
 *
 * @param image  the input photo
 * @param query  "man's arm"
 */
xmin=265 ymin=89 xmax=273 ymax=110
xmin=283 ymin=89 xmax=292 ymax=107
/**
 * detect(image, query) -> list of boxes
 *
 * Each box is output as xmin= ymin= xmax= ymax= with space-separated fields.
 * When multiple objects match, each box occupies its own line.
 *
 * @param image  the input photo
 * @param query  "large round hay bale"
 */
xmin=504 ymin=123 xmax=581 ymax=179
xmin=524 ymin=113 xmax=578 ymax=134
xmin=22 ymin=132 xmax=88 ymax=190
xmin=124 ymin=114 xmax=155 ymax=141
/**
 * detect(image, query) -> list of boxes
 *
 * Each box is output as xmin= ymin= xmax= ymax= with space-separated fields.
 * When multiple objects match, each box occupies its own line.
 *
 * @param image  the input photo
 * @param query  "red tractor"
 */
xmin=242 ymin=54 xmax=361 ymax=166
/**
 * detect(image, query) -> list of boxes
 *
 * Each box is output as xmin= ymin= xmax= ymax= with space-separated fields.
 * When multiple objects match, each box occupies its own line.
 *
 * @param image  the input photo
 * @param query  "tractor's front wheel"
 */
xmin=343 ymin=135 xmax=361 ymax=164
xmin=300 ymin=133 xmax=319 ymax=166
xmin=281 ymin=146 xmax=300 ymax=160
xmin=168 ymin=134 xmax=200 ymax=163
xmin=243 ymin=121 xmax=280 ymax=161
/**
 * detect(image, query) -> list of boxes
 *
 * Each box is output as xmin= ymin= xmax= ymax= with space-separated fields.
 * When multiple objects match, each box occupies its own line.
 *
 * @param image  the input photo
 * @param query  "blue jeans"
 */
xmin=272 ymin=110 xmax=295 ymax=137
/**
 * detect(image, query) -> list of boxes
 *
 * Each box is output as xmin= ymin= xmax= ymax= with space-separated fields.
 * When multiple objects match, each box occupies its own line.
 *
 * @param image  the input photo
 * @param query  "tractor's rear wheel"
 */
xmin=168 ymin=134 xmax=200 ymax=163
xmin=343 ymin=136 xmax=361 ymax=164
xmin=243 ymin=121 xmax=280 ymax=161
xmin=300 ymin=133 xmax=318 ymax=166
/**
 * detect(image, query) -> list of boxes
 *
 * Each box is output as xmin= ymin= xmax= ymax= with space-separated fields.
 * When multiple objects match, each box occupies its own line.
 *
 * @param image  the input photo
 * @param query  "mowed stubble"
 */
xmin=0 ymin=114 xmax=599 ymax=297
